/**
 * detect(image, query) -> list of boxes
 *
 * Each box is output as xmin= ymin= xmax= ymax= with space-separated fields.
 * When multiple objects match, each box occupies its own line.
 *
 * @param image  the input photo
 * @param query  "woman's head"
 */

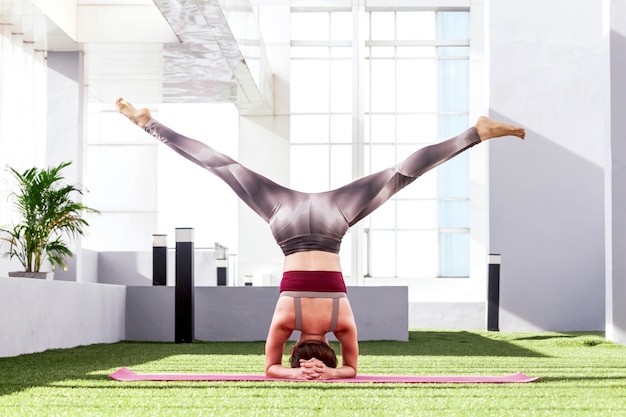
xmin=290 ymin=340 xmax=338 ymax=368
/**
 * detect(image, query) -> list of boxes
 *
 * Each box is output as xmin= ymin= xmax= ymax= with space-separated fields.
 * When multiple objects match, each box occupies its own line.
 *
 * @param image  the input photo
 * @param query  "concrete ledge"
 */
xmin=126 ymin=286 xmax=409 ymax=342
xmin=0 ymin=277 xmax=126 ymax=358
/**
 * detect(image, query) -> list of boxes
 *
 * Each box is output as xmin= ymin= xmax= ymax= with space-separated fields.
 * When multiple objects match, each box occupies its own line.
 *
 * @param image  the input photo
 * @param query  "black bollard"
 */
xmin=175 ymin=228 xmax=194 ymax=343
xmin=152 ymin=234 xmax=167 ymax=286
xmin=487 ymin=254 xmax=501 ymax=331
xmin=215 ymin=242 xmax=228 ymax=286
xmin=216 ymin=260 xmax=228 ymax=286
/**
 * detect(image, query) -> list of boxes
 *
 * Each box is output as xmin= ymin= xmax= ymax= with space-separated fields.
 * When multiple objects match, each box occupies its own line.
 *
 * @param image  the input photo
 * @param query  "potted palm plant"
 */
xmin=0 ymin=161 xmax=99 ymax=279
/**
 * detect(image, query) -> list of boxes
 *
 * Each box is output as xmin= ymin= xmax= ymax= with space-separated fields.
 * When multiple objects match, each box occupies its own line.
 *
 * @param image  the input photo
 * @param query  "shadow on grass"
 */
xmin=0 ymin=341 xmax=263 ymax=397
xmin=0 ymin=330 xmax=544 ymax=396
xmin=357 ymin=331 xmax=545 ymax=358
xmin=508 ymin=334 xmax=577 ymax=341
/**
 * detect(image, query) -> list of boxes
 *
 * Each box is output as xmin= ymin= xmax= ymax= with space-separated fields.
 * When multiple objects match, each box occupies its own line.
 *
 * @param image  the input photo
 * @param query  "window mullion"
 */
xmin=351 ymin=3 xmax=367 ymax=285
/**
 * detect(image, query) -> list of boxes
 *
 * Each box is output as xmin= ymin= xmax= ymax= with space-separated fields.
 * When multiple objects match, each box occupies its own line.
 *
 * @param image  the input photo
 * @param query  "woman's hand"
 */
xmin=299 ymin=358 xmax=334 ymax=380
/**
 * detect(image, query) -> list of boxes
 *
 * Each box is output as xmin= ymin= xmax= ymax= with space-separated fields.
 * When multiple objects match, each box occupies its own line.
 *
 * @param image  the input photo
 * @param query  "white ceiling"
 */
xmin=0 ymin=0 xmax=271 ymax=111
xmin=0 ymin=0 xmax=177 ymax=50
xmin=0 ymin=0 xmax=77 ymax=50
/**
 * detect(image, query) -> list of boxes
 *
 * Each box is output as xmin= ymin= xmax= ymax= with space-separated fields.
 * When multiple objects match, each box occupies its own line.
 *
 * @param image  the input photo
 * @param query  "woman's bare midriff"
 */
xmin=283 ymin=250 xmax=342 ymax=272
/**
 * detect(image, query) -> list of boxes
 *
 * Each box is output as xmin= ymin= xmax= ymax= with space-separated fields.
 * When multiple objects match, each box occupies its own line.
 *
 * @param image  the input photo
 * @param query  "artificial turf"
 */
xmin=0 ymin=331 xmax=625 ymax=416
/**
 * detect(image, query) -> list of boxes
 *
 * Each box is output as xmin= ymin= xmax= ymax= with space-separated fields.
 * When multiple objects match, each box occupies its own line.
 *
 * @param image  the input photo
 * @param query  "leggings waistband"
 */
xmin=280 ymin=270 xmax=347 ymax=293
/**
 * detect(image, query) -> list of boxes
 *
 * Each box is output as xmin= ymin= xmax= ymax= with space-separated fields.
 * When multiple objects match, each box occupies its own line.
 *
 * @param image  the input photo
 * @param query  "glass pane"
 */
xmin=290 ymin=115 xmax=329 ymax=144
xmin=290 ymin=145 xmax=329 ymax=192
xmin=370 ymin=47 xmax=395 ymax=58
xmin=330 ymin=144 xmax=352 ymax=190
xmin=330 ymin=59 xmax=352 ymax=112
xmin=369 ymin=59 xmax=395 ymax=112
xmin=437 ymin=11 xmax=469 ymax=40
xmin=438 ymin=46 xmax=469 ymax=58
xmin=397 ymin=11 xmax=435 ymax=40
xmin=370 ymin=230 xmax=396 ymax=277
xmin=291 ymin=47 xmax=329 ymax=59
xmin=330 ymin=115 xmax=352 ymax=143
xmin=397 ymin=46 xmax=435 ymax=58
xmin=370 ymin=114 xmax=395 ymax=143
xmin=370 ymin=201 xmax=395 ymax=229
xmin=440 ymin=232 xmax=469 ymax=277
xmin=396 ymin=114 xmax=437 ymax=144
xmin=438 ymin=59 xmax=469 ymax=113
xmin=368 ymin=144 xmax=395 ymax=174
xmin=330 ymin=11 xmax=352 ymax=41
xmin=291 ymin=60 xmax=329 ymax=113
xmin=331 ymin=47 xmax=352 ymax=58
xmin=397 ymin=231 xmax=438 ymax=277
xmin=292 ymin=12 xmax=329 ymax=40
xmin=363 ymin=61 xmax=371 ymax=113
xmin=397 ymin=200 xmax=437 ymax=229
xmin=397 ymin=59 xmax=437 ymax=113
xmin=438 ymin=154 xmax=470 ymax=198
xmin=439 ymin=114 xmax=469 ymax=141
xmin=370 ymin=12 xmax=395 ymax=41
xmin=438 ymin=200 xmax=470 ymax=228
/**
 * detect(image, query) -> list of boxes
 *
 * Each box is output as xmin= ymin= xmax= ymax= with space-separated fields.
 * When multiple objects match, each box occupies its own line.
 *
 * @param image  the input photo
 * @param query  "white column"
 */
xmin=47 ymin=51 xmax=86 ymax=282
xmin=604 ymin=0 xmax=626 ymax=345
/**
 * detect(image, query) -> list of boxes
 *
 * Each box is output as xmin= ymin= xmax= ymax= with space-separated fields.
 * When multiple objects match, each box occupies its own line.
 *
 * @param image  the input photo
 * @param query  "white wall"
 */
xmin=0 ymin=277 xmax=125 ymax=358
xmin=488 ymin=0 xmax=605 ymax=331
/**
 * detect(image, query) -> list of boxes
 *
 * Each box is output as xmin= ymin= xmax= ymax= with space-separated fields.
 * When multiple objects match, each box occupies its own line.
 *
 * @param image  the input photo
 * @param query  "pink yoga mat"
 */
xmin=109 ymin=367 xmax=539 ymax=384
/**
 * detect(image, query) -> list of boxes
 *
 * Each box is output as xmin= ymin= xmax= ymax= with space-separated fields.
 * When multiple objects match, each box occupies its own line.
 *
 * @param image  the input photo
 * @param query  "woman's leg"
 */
xmin=332 ymin=118 xmax=524 ymax=226
xmin=116 ymin=98 xmax=291 ymax=222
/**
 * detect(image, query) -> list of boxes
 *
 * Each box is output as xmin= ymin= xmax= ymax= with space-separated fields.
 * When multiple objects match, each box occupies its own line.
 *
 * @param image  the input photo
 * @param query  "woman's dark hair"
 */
xmin=290 ymin=340 xmax=338 ymax=368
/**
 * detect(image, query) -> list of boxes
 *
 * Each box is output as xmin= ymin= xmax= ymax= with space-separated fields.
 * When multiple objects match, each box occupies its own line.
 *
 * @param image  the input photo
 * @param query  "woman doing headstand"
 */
xmin=116 ymin=98 xmax=525 ymax=380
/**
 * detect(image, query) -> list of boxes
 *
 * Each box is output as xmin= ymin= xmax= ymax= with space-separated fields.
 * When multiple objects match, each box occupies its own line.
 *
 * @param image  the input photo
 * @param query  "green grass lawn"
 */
xmin=1 ymin=331 xmax=625 ymax=416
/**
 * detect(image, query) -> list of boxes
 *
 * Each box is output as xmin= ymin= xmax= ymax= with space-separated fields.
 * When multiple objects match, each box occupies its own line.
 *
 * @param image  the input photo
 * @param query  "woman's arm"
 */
xmin=335 ymin=323 xmax=359 ymax=377
xmin=265 ymin=305 xmax=312 ymax=379
xmin=264 ymin=321 xmax=300 ymax=378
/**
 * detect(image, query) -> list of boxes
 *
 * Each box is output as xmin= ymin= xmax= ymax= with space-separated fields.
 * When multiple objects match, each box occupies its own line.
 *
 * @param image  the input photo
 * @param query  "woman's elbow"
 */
xmin=265 ymin=364 xmax=282 ymax=378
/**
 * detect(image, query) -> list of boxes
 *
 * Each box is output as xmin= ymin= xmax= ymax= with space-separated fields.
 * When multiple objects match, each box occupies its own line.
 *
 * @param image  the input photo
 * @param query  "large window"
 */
xmin=290 ymin=8 xmax=470 ymax=278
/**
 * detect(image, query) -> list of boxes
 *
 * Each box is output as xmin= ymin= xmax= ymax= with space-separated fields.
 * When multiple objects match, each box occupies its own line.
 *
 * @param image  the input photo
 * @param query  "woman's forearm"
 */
xmin=265 ymin=364 xmax=300 ymax=379
xmin=330 ymin=365 xmax=357 ymax=379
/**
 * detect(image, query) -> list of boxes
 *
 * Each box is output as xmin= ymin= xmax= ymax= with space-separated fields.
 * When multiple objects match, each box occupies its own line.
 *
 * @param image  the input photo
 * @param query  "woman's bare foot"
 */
xmin=115 ymin=98 xmax=152 ymax=129
xmin=475 ymin=116 xmax=525 ymax=141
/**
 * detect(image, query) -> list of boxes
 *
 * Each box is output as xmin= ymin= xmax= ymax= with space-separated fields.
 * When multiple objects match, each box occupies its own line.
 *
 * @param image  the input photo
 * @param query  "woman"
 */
xmin=115 ymin=98 xmax=525 ymax=380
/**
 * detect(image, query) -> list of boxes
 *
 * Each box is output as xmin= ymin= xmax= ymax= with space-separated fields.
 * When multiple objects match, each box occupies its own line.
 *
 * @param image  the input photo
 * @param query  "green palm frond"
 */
xmin=0 ymin=161 xmax=100 ymax=272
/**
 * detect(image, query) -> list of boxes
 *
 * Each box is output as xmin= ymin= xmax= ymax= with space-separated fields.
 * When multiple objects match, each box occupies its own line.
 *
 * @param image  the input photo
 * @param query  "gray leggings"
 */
xmin=144 ymin=119 xmax=481 ymax=254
